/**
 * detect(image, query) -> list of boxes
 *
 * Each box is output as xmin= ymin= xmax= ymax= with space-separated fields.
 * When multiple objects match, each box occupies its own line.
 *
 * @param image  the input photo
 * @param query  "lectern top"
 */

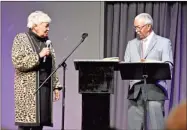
xmin=74 ymin=59 xmax=119 ymax=70
xmin=118 ymin=62 xmax=171 ymax=80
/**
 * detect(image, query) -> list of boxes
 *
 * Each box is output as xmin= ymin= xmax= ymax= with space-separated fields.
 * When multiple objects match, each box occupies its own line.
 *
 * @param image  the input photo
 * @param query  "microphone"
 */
xmin=81 ymin=33 xmax=88 ymax=42
xmin=43 ymin=40 xmax=52 ymax=62
xmin=82 ymin=33 xmax=88 ymax=39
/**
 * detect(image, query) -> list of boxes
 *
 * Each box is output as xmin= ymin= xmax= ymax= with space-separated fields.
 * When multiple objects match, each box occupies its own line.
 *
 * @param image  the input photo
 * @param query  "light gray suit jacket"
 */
xmin=124 ymin=33 xmax=173 ymax=94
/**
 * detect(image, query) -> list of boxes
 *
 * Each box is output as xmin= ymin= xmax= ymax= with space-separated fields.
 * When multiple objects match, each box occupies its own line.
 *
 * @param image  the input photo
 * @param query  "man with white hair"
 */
xmin=11 ymin=11 xmax=62 ymax=130
xmin=124 ymin=13 xmax=173 ymax=130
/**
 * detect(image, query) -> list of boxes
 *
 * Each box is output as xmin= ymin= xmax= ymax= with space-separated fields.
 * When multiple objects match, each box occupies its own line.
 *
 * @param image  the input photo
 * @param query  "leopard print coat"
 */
xmin=11 ymin=33 xmax=62 ymax=126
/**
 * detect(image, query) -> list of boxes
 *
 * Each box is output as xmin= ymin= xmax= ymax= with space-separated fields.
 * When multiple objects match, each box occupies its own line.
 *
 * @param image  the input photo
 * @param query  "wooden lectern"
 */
xmin=74 ymin=59 xmax=119 ymax=130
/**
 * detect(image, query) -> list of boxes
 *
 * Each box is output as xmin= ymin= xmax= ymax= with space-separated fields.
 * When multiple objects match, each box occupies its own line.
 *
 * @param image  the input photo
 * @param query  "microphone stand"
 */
xmin=34 ymin=33 xmax=88 ymax=130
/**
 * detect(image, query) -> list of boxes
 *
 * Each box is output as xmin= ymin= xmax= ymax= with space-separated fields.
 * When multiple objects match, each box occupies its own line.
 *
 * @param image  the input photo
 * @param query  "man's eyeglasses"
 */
xmin=133 ymin=24 xmax=148 ymax=31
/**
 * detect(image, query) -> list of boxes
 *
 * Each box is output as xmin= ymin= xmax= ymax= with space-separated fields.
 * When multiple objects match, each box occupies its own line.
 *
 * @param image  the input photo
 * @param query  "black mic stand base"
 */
xmin=142 ymin=75 xmax=148 ymax=130
xmin=61 ymin=62 xmax=67 ymax=130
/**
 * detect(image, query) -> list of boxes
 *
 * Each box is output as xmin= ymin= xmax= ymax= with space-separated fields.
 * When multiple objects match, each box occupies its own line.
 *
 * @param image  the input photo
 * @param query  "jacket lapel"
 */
xmin=144 ymin=34 xmax=157 ymax=58
xmin=136 ymin=39 xmax=142 ymax=59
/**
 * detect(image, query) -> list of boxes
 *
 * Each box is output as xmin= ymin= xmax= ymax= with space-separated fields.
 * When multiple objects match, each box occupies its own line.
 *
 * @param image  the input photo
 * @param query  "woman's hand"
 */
xmin=54 ymin=89 xmax=60 ymax=101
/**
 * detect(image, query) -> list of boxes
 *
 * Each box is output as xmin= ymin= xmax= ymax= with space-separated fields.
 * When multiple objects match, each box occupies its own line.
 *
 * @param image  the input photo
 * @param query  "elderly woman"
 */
xmin=11 ymin=11 xmax=62 ymax=130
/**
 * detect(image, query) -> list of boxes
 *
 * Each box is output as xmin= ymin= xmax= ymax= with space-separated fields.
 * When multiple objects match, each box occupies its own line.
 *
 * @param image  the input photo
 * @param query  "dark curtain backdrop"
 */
xmin=104 ymin=1 xmax=187 ymax=129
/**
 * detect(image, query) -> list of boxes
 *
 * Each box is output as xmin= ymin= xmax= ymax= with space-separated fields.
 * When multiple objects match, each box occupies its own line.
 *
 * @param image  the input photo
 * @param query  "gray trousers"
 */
xmin=127 ymin=91 xmax=165 ymax=130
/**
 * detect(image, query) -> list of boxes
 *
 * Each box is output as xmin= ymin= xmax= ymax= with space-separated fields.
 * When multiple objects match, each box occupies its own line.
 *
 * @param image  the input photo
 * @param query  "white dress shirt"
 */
xmin=141 ymin=31 xmax=155 ymax=57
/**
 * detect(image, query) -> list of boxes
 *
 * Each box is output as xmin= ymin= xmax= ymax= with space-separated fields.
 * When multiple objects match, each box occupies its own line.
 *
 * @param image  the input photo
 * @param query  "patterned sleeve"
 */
xmin=11 ymin=33 xmax=40 ymax=72
xmin=50 ymin=47 xmax=62 ymax=90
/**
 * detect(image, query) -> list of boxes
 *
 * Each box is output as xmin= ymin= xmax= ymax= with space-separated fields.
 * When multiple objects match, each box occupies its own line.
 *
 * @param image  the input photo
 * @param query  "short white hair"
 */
xmin=27 ymin=11 xmax=51 ymax=28
xmin=135 ymin=13 xmax=153 ymax=26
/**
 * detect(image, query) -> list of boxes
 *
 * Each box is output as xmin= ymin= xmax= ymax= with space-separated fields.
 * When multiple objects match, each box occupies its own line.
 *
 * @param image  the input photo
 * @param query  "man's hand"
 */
xmin=140 ymin=59 xmax=163 ymax=63
xmin=140 ymin=59 xmax=146 ymax=62
xmin=54 ymin=89 xmax=60 ymax=101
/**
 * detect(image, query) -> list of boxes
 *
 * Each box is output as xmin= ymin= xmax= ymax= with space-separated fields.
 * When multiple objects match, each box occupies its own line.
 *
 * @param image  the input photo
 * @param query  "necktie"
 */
xmin=141 ymin=39 xmax=147 ymax=61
